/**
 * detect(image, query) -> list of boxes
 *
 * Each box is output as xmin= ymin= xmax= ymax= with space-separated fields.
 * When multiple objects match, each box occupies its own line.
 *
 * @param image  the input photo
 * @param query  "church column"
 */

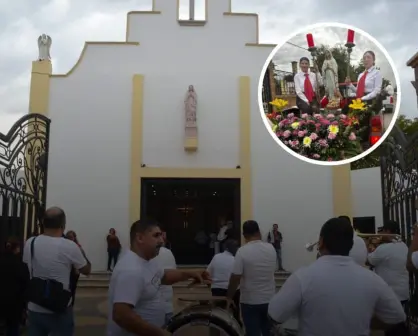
xmin=29 ymin=61 xmax=52 ymax=116
xmin=332 ymin=164 xmax=353 ymax=220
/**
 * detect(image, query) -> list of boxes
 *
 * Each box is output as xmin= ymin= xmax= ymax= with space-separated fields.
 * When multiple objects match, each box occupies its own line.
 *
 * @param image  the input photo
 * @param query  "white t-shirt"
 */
xmin=411 ymin=251 xmax=418 ymax=269
xmin=23 ymin=235 xmax=87 ymax=313
xmin=368 ymin=242 xmax=409 ymax=301
xmin=207 ymin=251 xmax=235 ymax=289
xmin=349 ymin=234 xmax=368 ymax=265
xmin=107 ymin=250 xmax=165 ymax=335
xmin=268 ymin=255 xmax=406 ymax=336
xmin=232 ymin=240 xmax=276 ymax=304
xmin=154 ymin=247 xmax=176 ymax=313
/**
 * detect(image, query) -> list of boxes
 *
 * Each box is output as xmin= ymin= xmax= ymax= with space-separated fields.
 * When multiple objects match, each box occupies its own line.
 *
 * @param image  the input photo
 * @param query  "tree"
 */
xmin=350 ymin=115 xmax=418 ymax=170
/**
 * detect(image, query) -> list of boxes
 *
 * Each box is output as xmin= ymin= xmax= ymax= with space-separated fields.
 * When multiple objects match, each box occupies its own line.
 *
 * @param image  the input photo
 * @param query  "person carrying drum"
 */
xmin=226 ymin=220 xmax=276 ymax=336
xmin=206 ymin=239 xmax=241 ymax=325
xmin=107 ymin=219 xmax=211 ymax=336
xmin=268 ymin=217 xmax=406 ymax=336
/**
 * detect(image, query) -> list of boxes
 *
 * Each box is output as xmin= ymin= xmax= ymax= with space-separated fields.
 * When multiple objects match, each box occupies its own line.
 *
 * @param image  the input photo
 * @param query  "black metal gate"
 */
xmin=0 ymin=113 xmax=50 ymax=251
xmin=380 ymin=124 xmax=418 ymax=324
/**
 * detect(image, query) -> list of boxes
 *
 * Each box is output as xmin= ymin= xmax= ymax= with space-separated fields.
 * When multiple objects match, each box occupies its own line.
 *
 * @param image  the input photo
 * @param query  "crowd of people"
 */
xmin=1 ymin=206 xmax=418 ymax=336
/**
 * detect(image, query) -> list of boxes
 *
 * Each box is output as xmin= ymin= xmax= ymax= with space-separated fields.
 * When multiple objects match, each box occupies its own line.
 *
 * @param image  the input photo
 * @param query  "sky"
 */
xmin=273 ymin=26 xmax=395 ymax=86
xmin=0 ymin=0 xmax=417 ymax=135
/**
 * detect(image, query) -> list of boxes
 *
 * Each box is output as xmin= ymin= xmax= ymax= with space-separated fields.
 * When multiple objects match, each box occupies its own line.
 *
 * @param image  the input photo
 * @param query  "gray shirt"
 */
xmin=107 ymin=251 xmax=165 ymax=335
xmin=268 ymin=255 xmax=406 ymax=336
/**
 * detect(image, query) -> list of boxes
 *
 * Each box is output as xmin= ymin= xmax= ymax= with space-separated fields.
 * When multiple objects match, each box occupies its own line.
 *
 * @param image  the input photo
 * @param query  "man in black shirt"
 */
xmin=267 ymin=224 xmax=285 ymax=271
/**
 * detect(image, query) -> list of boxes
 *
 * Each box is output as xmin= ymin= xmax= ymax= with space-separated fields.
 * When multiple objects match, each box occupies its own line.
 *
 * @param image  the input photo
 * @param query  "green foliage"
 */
xmin=350 ymin=115 xmax=418 ymax=170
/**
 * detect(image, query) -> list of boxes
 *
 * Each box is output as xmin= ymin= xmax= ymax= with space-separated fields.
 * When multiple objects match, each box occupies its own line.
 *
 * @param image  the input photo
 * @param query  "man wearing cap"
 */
xmin=368 ymin=220 xmax=409 ymax=336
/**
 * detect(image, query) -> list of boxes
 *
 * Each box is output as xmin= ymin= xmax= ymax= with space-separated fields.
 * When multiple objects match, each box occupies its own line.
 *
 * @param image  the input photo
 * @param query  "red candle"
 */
xmin=347 ymin=29 xmax=355 ymax=44
xmin=306 ymin=33 xmax=314 ymax=48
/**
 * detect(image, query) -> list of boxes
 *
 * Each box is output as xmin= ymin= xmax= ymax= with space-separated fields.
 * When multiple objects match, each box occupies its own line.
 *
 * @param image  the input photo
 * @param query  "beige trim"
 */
xmin=331 ymin=164 xmax=353 ymax=220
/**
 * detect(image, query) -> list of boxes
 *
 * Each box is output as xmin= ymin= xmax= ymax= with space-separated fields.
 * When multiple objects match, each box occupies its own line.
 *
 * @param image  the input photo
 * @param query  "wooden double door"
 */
xmin=141 ymin=178 xmax=240 ymax=265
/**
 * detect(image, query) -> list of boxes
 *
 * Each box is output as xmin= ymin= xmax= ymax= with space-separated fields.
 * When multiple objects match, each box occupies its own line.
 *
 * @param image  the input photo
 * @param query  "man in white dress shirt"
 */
xmin=338 ymin=216 xmax=368 ymax=265
xmin=154 ymin=245 xmax=177 ymax=325
xmin=294 ymin=57 xmax=323 ymax=115
xmin=268 ymin=217 xmax=406 ymax=336
xmin=226 ymin=220 xmax=276 ymax=336
xmin=368 ymin=220 xmax=409 ymax=336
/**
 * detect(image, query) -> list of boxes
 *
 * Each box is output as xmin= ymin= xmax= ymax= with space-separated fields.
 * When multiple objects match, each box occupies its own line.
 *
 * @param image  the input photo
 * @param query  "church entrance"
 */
xmin=141 ymin=178 xmax=240 ymax=265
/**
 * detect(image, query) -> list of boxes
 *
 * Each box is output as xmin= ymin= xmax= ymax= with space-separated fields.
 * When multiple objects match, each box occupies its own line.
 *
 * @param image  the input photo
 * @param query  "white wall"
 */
xmin=46 ymin=0 xmax=335 ymax=271
xmin=351 ymin=167 xmax=383 ymax=227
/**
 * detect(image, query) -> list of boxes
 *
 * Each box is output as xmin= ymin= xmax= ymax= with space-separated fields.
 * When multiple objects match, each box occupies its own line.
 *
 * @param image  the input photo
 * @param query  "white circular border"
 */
xmin=257 ymin=22 xmax=402 ymax=167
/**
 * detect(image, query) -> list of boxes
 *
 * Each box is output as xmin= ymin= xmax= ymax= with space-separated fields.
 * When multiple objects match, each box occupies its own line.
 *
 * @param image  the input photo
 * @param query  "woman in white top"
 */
xmin=345 ymin=50 xmax=383 ymax=103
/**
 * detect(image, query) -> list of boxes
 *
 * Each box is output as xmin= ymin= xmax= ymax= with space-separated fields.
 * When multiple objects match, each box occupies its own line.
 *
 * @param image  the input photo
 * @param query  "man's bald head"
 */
xmin=43 ymin=207 xmax=66 ymax=229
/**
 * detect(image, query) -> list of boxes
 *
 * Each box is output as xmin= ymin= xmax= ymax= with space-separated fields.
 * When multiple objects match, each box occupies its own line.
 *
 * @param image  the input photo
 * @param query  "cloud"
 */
xmin=0 ymin=0 xmax=417 ymax=135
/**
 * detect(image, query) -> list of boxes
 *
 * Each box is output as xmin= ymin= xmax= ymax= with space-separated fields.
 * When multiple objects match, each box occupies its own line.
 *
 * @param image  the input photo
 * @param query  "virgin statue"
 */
xmin=185 ymin=85 xmax=197 ymax=129
xmin=321 ymin=49 xmax=339 ymax=100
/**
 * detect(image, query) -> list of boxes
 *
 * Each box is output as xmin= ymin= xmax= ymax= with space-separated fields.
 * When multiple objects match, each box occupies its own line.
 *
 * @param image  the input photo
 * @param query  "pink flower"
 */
xmin=328 ymin=132 xmax=336 ymax=140
xmin=307 ymin=119 xmax=315 ymax=124
xmin=318 ymin=139 xmax=328 ymax=147
xmin=297 ymin=131 xmax=304 ymax=137
xmin=275 ymin=114 xmax=282 ymax=120
xmin=313 ymin=114 xmax=322 ymax=119
xmin=339 ymin=114 xmax=347 ymax=119
xmin=349 ymin=132 xmax=356 ymax=141
xmin=312 ymin=154 xmax=320 ymax=159
xmin=310 ymin=133 xmax=318 ymax=140
xmin=276 ymin=131 xmax=282 ymax=137
xmin=326 ymin=114 xmax=335 ymax=119
xmin=283 ymin=140 xmax=289 ymax=145
xmin=320 ymin=119 xmax=331 ymax=125
xmin=301 ymin=113 xmax=308 ymax=118
xmin=283 ymin=130 xmax=291 ymax=138
xmin=287 ymin=113 xmax=294 ymax=118
xmin=293 ymin=130 xmax=299 ymax=136
xmin=331 ymin=121 xmax=339 ymax=125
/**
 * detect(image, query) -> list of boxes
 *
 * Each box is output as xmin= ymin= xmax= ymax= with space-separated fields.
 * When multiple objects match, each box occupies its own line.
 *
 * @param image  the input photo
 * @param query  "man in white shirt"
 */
xmin=154 ymin=245 xmax=177 ymax=325
xmin=23 ymin=207 xmax=92 ymax=336
xmin=368 ymin=221 xmax=409 ymax=336
xmin=407 ymin=223 xmax=418 ymax=271
xmin=268 ymin=217 xmax=406 ymax=336
xmin=338 ymin=216 xmax=368 ymax=265
xmin=207 ymin=239 xmax=240 ymax=323
xmin=226 ymin=220 xmax=276 ymax=336
xmin=294 ymin=57 xmax=323 ymax=115
xmin=108 ymin=219 xmax=210 ymax=336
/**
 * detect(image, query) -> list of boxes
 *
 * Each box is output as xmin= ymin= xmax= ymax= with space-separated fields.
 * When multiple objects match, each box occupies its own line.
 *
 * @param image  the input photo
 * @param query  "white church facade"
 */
xmin=26 ymin=0 xmax=379 ymax=271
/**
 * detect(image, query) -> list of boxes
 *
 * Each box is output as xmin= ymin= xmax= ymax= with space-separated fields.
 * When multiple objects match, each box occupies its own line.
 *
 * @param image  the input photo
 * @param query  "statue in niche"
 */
xmin=37 ymin=34 xmax=52 ymax=61
xmin=321 ymin=49 xmax=339 ymax=102
xmin=184 ymin=85 xmax=197 ymax=136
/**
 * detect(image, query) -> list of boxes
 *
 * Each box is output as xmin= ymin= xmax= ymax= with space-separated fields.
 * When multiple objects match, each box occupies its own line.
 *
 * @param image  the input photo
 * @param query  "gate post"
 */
xmin=29 ymin=60 xmax=52 ymax=116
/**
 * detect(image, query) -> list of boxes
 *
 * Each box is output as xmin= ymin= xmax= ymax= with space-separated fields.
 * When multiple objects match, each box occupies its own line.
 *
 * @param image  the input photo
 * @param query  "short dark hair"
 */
xmin=224 ymin=239 xmax=239 ymax=256
xmin=43 ymin=207 xmax=66 ymax=229
xmin=363 ymin=50 xmax=375 ymax=61
xmin=320 ymin=217 xmax=353 ymax=256
xmin=299 ymin=57 xmax=310 ymax=63
xmin=382 ymin=220 xmax=400 ymax=234
xmin=130 ymin=219 xmax=160 ymax=243
xmin=242 ymin=220 xmax=260 ymax=238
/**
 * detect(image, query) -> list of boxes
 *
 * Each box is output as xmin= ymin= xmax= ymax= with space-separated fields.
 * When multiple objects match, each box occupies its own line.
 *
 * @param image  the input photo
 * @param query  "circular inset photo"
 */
xmin=258 ymin=23 xmax=400 ymax=166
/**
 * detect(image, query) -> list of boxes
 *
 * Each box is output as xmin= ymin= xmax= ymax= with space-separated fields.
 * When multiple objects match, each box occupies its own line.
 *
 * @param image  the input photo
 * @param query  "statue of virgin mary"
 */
xmin=321 ymin=49 xmax=339 ymax=100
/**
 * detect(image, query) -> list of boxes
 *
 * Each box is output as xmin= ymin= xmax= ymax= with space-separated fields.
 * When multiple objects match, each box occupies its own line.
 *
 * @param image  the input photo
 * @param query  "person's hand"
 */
xmin=187 ymin=270 xmax=211 ymax=287
xmin=226 ymin=298 xmax=235 ymax=311
xmin=345 ymin=76 xmax=351 ymax=84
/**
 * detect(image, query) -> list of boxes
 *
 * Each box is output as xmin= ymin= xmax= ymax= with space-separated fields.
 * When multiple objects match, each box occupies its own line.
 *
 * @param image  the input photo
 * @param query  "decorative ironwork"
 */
xmin=262 ymin=69 xmax=273 ymax=114
xmin=0 ymin=113 xmax=50 ymax=250
xmin=380 ymin=124 xmax=418 ymax=326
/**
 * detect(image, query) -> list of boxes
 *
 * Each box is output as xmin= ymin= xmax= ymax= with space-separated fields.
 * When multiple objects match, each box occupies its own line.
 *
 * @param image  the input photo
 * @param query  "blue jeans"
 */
xmin=240 ymin=303 xmax=271 ymax=336
xmin=27 ymin=309 xmax=74 ymax=336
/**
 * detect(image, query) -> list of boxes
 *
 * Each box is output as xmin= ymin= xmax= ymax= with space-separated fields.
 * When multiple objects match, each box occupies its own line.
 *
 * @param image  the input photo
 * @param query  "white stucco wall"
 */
xmin=45 ymin=0 xmax=335 ymax=271
xmin=351 ymin=167 xmax=383 ymax=227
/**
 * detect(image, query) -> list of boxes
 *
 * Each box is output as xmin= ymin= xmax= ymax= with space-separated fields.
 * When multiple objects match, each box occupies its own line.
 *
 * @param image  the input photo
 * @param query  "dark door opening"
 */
xmin=353 ymin=216 xmax=376 ymax=234
xmin=141 ymin=178 xmax=241 ymax=265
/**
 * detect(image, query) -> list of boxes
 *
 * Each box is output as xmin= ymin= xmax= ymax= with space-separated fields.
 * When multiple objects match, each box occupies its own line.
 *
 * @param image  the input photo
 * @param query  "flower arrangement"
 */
xmin=267 ymin=98 xmax=369 ymax=161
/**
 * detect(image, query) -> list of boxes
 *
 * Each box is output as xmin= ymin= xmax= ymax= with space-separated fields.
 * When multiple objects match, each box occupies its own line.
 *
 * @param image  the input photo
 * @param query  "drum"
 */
xmin=166 ymin=302 xmax=243 ymax=336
